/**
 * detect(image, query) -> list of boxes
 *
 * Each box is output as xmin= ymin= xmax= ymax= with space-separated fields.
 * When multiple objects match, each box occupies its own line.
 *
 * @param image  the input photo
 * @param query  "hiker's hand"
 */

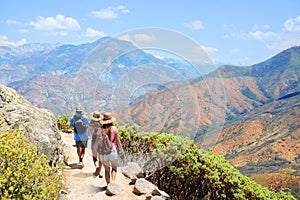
xmin=119 ymin=151 xmax=125 ymax=159
xmin=118 ymin=148 xmax=125 ymax=158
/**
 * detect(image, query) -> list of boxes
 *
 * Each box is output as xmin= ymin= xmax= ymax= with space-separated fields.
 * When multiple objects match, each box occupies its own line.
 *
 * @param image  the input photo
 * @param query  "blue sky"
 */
xmin=1 ymin=0 xmax=300 ymax=67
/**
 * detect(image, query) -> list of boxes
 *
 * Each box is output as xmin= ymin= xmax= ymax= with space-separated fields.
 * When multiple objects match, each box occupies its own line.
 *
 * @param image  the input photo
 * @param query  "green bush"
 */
xmin=57 ymin=114 xmax=71 ymax=131
xmin=117 ymin=124 xmax=296 ymax=200
xmin=0 ymin=131 xmax=61 ymax=200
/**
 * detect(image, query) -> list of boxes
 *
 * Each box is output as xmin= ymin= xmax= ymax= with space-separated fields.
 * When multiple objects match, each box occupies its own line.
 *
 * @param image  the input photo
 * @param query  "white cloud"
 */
xmin=117 ymin=34 xmax=132 ymax=42
xmin=195 ymin=45 xmax=218 ymax=53
xmin=84 ymin=28 xmax=107 ymax=37
xmin=29 ymin=14 xmax=80 ymax=31
xmin=267 ymin=33 xmax=300 ymax=50
xmin=134 ymin=34 xmax=156 ymax=42
xmin=224 ymin=30 xmax=276 ymax=41
xmin=116 ymin=33 xmax=156 ymax=45
xmin=6 ymin=20 xmax=19 ymax=25
xmin=284 ymin=16 xmax=300 ymax=32
xmin=249 ymin=31 xmax=276 ymax=40
xmin=115 ymin=5 xmax=130 ymax=13
xmin=0 ymin=35 xmax=26 ymax=47
xmin=92 ymin=9 xmax=117 ymax=19
xmin=92 ymin=5 xmax=129 ymax=19
xmin=184 ymin=20 xmax=204 ymax=30
xmin=252 ymin=24 xmax=271 ymax=31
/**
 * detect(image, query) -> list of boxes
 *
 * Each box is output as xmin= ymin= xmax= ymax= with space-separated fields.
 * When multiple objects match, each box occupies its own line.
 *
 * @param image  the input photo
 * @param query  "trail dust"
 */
xmin=59 ymin=132 xmax=144 ymax=200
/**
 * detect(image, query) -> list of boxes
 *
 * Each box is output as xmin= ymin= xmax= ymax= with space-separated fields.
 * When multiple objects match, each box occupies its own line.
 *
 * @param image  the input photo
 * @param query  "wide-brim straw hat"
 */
xmin=100 ymin=112 xmax=115 ymax=124
xmin=91 ymin=111 xmax=102 ymax=121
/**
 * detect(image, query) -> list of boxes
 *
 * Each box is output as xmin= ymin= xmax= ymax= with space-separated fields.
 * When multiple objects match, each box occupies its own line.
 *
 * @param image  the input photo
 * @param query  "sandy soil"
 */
xmin=59 ymin=133 xmax=145 ymax=200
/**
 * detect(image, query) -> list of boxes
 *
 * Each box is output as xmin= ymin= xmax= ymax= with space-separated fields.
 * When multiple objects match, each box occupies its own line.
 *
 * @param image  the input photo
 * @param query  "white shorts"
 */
xmin=98 ymin=149 xmax=118 ymax=162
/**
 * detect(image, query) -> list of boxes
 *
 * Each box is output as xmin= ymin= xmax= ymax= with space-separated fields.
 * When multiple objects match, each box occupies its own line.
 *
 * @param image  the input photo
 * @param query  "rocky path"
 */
xmin=59 ymin=133 xmax=145 ymax=200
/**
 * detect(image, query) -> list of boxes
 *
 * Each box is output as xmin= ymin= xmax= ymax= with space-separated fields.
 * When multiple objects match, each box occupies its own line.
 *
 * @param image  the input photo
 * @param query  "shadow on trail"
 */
xmin=67 ymin=162 xmax=85 ymax=169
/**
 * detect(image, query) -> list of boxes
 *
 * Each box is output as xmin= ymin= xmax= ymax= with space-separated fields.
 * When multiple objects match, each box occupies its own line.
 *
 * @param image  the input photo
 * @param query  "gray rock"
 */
xmin=133 ymin=178 xmax=156 ymax=195
xmin=122 ymin=162 xmax=144 ymax=183
xmin=152 ymin=188 xmax=170 ymax=199
xmin=0 ymin=84 xmax=64 ymax=165
xmin=105 ymin=182 xmax=123 ymax=196
xmin=151 ymin=196 xmax=165 ymax=200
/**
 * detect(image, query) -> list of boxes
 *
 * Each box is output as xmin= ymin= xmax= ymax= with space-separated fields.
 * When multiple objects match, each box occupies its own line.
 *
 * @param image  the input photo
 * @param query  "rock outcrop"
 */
xmin=0 ymin=84 xmax=63 ymax=165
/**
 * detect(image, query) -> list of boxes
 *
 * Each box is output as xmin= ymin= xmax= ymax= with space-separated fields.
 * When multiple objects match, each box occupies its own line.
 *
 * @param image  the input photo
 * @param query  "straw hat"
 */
xmin=100 ymin=112 xmax=115 ymax=125
xmin=91 ymin=111 xmax=102 ymax=121
xmin=75 ymin=106 xmax=83 ymax=112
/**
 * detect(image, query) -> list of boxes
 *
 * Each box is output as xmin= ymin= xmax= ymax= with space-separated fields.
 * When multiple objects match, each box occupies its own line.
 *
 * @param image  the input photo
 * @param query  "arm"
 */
xmin=87 ymin=125 xmax=93 ymax=138
xmin=93 ymin=130 xmax=100 ymax=155
xmin=69 ymin=117 xmax=75 ymax=130
xmin=111 ymin=126 xmax=124 ymax=154
xmin=115 ymin=134 xmax=124 ymax=154
xmin=84 ymin=117 xmax=90 ymax=127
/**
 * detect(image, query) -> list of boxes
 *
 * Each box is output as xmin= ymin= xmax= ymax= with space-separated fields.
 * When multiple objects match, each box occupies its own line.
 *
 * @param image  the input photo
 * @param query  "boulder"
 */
xmin=122 ymin=162 xmax=144 ymax=183
xmin=0 ymin=84 xmax=63 ymax=165
xmin=105 ymin=182 xmax=123 ymax=196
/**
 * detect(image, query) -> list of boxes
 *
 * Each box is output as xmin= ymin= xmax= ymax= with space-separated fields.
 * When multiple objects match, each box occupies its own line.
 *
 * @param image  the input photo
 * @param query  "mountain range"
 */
xmin=1 ymin=39 xmax=300 ymax=196
xmin=0 ymin=37 xmax=201 ymax=114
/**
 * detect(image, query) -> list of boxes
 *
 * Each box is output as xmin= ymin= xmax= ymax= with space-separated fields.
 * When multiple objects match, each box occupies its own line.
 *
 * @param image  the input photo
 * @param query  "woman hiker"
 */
xmin=88 ymin=111 xmax=103 ymax=177
xmin=94 ymin=112 xmax=124 ymax=185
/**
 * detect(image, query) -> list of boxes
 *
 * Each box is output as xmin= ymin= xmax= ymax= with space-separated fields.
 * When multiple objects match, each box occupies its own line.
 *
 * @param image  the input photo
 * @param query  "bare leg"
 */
xmin=77 ymin=148 xmax=80 ymax=157
xmin=111 ymin=160 xmax=118 ymax=182
xmin=80 ymin=148 xmax=85 ymax=159
xmin=94 ymin=160 xmax=103 ymax=177
xmin=102 ymin=161 xmax=111 ymax=185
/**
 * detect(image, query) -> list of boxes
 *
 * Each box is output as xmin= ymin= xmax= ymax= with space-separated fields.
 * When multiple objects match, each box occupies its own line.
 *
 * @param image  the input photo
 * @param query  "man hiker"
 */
xmin=70 ymin=106 xmax=89 ymax=168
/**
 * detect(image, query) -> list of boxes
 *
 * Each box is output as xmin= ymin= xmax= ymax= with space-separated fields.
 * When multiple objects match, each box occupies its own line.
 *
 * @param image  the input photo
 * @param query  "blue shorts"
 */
xmin=98 ymin=149 xmax=118 ymax=162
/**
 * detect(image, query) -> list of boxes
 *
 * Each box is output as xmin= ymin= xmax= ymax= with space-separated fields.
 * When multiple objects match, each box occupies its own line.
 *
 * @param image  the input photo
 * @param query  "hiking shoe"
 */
xmin=93 ymin=167 xmax=100 ymax=176
xmin=78 ymin=162 xmax=84 ymax=169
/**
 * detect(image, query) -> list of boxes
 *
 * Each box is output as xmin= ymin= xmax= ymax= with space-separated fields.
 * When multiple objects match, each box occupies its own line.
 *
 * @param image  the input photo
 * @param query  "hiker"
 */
xmin=88 ymin=111 xmax=103 ymax=177
xmin=94 ymin=112 xmax=124 ymax=185
xmin=70 ymin=106 xmax=89 ymax=168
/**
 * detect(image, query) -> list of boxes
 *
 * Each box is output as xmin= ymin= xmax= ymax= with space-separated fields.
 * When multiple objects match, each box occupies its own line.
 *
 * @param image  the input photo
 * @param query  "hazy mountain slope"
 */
xmin=2 ymin=37 xmax=201 ymax=114
xmin=116 ymin=46 xmax=300 ymax=137
xmin=208 ymin=46 xmax=300 ymax=99
xmin=209 ymin=95 xmax=300 ymax=167
xmin=114 ymin=46 xmax=300 ymax=197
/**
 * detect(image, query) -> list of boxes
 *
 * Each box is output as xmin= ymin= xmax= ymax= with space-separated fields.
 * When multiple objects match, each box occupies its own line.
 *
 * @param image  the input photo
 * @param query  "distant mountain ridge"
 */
xmin=0 ymin=37 xmax=201 ymax=113
xmin=207 ymin=46 xmax=300 ymax=99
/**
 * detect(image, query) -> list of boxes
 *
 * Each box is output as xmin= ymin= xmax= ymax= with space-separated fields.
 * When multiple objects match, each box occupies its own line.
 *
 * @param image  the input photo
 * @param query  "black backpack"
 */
xmin=74 ymin=116 xmax=86 ymax=134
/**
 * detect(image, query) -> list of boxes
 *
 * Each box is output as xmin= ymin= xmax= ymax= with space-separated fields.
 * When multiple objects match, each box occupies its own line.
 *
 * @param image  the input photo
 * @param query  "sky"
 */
xmin=1 ymin=0 xmax=300 ymax=67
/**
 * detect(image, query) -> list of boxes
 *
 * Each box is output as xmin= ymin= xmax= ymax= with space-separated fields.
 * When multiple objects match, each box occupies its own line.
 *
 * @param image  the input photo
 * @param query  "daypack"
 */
xmin=98 ymin=127 xmax=114 ymax=155
xmin=74 ymin=116 xmax=86 ymax=134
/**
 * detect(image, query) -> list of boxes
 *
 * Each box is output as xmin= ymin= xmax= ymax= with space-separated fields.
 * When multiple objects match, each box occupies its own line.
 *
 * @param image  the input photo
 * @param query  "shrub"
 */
xmin=117 ymin=124 xmax=296 ymax=199
xmin=0 ymin=131 xmax=61 ymax=200
xmin=57 ymin=114 xmax=71 ymax=131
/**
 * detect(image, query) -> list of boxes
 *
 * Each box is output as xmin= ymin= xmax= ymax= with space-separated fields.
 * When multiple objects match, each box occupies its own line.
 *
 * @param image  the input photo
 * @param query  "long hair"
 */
xmin=90 ymin=120 xmax=101 ymax=129
xmin=102 ymin=123 xmax=113 ymax=140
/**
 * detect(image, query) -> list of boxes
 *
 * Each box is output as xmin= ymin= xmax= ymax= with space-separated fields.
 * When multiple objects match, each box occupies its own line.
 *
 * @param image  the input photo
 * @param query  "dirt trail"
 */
xmin=59 ymin=133 xmax=144 ymax=200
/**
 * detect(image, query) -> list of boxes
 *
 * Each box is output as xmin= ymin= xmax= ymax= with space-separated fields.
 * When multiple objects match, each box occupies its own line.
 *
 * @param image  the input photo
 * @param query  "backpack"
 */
xmin=98 ymin=127 xmax=114 ymax=155
xmin=74 ymin=115 xmax=86 ymax=134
